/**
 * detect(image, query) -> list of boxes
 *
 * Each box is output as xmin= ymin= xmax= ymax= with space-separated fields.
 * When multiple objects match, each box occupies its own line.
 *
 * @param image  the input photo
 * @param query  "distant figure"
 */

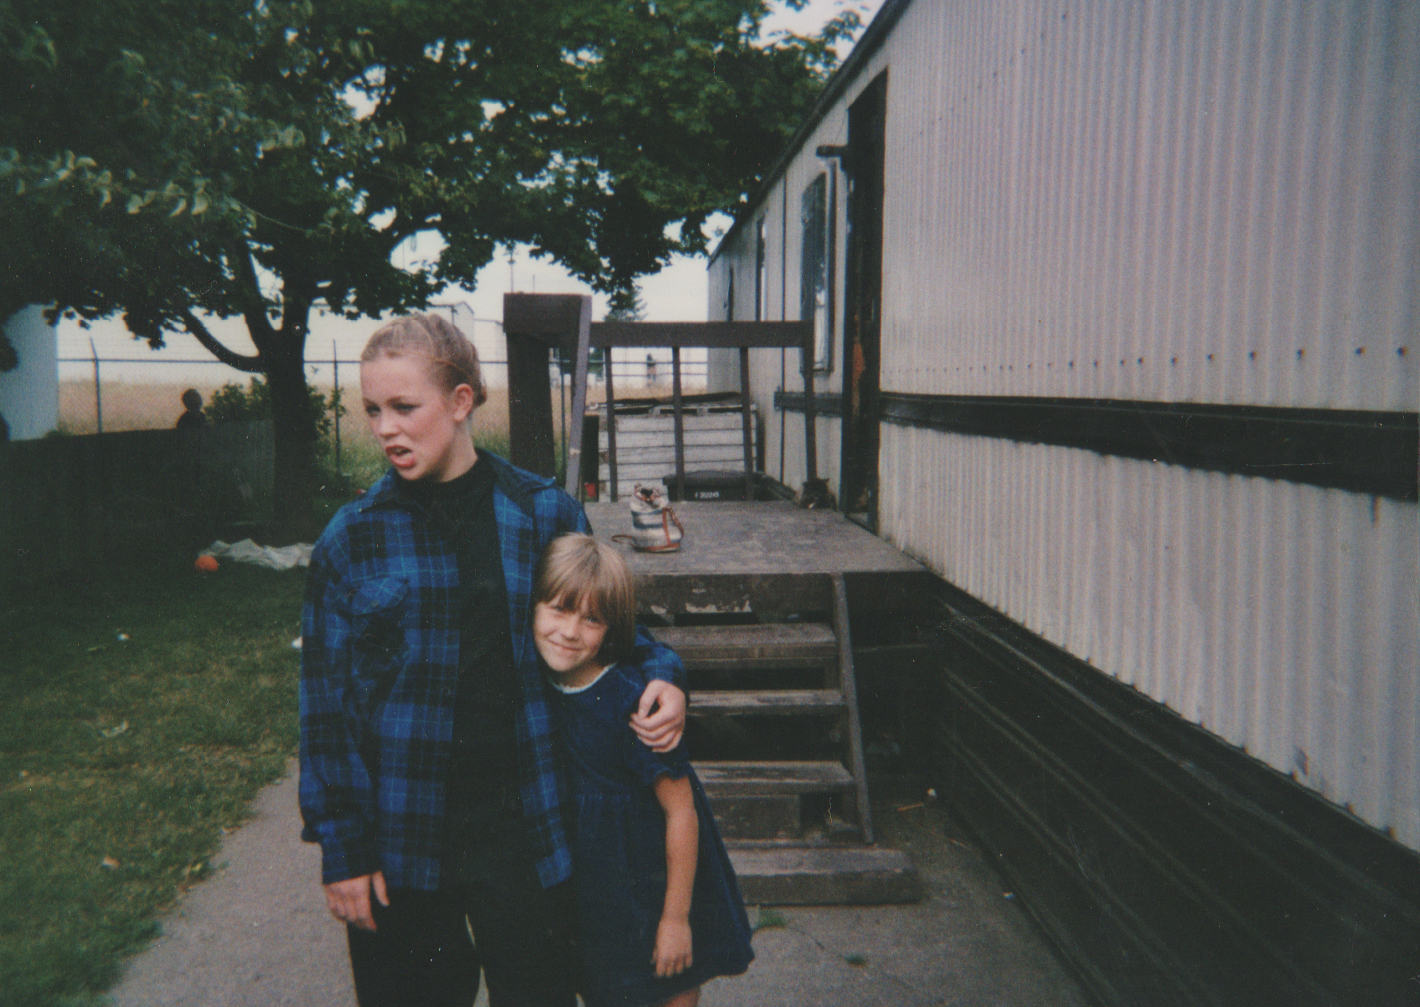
xmin=175 ymin=389 xmax=206 ymax=430
xmin=646 ymin=354 xmax=658 ymax=384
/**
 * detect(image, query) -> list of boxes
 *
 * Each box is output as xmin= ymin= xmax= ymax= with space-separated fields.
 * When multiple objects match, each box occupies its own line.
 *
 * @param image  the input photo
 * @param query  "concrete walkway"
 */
xmin=107 ymin=764 xmax=1089 ymax=1007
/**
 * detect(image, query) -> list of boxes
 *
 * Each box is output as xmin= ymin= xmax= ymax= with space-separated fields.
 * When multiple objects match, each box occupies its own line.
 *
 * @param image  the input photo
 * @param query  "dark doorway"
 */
xmin=840 ymin=72 xmax=887 ymax=529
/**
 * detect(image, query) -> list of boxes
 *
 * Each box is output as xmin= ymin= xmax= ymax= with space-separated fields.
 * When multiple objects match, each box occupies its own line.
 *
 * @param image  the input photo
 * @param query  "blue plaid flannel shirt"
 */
xmin=299 ymin=452 xmax=685 ymax=890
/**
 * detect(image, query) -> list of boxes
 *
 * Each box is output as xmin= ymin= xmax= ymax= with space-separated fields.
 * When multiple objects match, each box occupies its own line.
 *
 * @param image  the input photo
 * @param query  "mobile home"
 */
xmin=708 ymin=1 xmax=1418 ymax=1003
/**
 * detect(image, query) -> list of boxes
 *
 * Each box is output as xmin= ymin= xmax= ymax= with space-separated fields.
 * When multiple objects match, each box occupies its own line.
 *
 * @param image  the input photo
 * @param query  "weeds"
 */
xmin=752 ymin=907 xmax=788 ymax=932
xmin=0 ymin=561 xmax=305 ymax=1007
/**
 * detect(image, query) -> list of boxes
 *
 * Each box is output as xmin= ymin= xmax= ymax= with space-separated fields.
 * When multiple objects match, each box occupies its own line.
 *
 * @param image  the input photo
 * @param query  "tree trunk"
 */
xmin=260 ymin=320 xmax=318 ymax=544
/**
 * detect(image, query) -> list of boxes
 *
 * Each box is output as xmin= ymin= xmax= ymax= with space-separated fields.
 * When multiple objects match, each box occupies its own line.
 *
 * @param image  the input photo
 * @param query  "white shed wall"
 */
xmin=0 ymin=306 xmax=59 ymax=440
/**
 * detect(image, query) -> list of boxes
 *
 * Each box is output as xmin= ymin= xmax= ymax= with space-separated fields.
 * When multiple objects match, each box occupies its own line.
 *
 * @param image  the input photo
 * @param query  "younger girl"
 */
xmin=532 ymin=533 xmax=754 ymax=1007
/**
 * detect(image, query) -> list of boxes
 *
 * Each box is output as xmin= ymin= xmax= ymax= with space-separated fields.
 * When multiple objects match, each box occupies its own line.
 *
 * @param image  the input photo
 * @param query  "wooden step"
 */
xmin=654 ymin=623 xmax=837 ymax=670
xmin=709 ymin=795 xmax=801 ymax=840
xmin=689 ymin=689 xmax=846 ymax=715
xmin=728 ymin=846 xmax=922 ymax=905
xmin=694 ymin=760 xmax=854 ymax=796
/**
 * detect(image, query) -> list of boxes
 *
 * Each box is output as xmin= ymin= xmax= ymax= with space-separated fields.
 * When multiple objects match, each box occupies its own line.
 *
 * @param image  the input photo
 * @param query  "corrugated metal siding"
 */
xmin=881 ymin=0 xmax=1416 ymax=410
xmin=709 ymin=0 xmax=1418 ymax=849
xmin=880 ymin=423 xmax=1419 ymax=848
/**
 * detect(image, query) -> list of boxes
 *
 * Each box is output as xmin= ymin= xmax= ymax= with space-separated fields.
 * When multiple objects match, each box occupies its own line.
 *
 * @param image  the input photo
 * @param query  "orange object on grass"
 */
xmin=194 ymin=555 xmax=219 ymax=572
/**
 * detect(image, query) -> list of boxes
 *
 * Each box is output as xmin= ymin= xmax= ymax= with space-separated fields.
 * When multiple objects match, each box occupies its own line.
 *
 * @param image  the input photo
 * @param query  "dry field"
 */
xmin=59 ymin=379 xmax=513 ymax=448
xmin=60 ymin=380 xmax=229 ymax=435
xmin=59 ymin=377 xmax=704 ymax=438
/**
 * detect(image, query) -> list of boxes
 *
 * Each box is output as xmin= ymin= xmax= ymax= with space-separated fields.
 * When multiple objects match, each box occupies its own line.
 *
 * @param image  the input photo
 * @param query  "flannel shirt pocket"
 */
xmin=348 ymin=577 xmax=409 ymax=716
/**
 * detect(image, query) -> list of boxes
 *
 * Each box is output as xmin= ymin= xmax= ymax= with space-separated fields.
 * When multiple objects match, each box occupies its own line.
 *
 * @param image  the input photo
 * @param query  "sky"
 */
xmin=55 ymin=0 xmax=887 ymax=383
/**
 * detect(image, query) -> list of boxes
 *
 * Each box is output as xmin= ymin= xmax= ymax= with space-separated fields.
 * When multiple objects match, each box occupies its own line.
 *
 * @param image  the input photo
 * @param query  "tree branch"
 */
xmin=181 ymin=309 xmax=264 ymax=373
xmin=227 ymin=240 xmax=278 ymax=348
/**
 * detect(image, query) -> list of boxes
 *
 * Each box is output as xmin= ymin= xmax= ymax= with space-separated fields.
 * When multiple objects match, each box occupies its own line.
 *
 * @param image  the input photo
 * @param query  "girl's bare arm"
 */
xmin=652 ymin=774 xmax=699 ymax=977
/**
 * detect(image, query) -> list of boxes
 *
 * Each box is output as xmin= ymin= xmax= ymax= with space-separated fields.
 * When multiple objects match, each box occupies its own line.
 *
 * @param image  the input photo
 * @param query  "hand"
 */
xmin=652 ymin=916 xmax=693 ymax=977
xmin=323 ymin=871 xmax=389 ymax=932
xmin=630 ymin=680 xmax=686 ymax=753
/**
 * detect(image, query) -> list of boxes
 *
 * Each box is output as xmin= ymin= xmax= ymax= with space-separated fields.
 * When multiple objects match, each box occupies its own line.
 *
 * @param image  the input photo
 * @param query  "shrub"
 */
xmin=207 ymin=377 xmax=341 ymax=445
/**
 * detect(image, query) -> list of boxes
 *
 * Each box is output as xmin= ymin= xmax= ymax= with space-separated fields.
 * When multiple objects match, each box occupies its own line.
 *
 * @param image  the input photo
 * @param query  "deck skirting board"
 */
xmin=772 ymin=391 xmax=1417 ymax=500
xmin=922 ymin=579 xmax=1420 ymax=1007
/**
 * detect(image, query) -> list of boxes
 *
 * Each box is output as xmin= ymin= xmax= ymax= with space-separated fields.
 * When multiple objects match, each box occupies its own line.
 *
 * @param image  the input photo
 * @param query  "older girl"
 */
xmin=533 ymin=533 xmax=754 ymax=1007
xmin=300 ymin=314 xmax=687 ymax=1007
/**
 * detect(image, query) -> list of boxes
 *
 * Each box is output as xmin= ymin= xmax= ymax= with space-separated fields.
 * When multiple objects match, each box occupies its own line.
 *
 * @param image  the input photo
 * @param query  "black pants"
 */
xmin=346 ymin=867 xmax=578 ymax=1007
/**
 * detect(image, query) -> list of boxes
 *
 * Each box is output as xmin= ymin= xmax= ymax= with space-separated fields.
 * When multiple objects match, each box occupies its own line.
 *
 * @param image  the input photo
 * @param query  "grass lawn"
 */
xmin=0 ymin=561 xmax=307 ymax=1007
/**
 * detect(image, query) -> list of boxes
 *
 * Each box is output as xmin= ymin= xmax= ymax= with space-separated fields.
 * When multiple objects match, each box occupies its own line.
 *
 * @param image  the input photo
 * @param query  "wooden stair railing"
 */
xmin=502 ymin=294 xmax=814 ymax=501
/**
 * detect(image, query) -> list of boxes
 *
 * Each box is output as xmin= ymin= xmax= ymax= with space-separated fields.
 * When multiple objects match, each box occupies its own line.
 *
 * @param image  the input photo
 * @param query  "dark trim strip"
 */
xmin=776 ymin=390 xmax=842 ymax=416
xmin=774 ymin=391 xmax=1418 ymax=501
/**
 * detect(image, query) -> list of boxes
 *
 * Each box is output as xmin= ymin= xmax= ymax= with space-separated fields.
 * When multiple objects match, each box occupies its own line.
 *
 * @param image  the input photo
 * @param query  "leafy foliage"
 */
xmin=0 ymin=0 xmax=861 ymax=530
xmin=207 ymin=376 xmax=340 ymax=442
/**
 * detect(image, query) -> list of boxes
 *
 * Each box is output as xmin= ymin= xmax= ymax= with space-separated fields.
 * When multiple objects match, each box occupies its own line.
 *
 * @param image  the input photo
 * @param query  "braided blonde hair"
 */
xmin=361 ymin=313 xmax=488 ymax=408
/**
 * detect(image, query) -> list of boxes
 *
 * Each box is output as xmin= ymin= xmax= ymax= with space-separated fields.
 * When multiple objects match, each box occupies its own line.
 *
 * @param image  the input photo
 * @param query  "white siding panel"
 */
xmin=879 ymin=422 xmax=1420 ymax=848
xmin=877 ymin=0 xmax=1416 ymax=410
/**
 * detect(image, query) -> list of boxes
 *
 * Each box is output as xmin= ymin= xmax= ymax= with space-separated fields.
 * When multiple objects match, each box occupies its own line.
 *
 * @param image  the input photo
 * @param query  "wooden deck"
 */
xmin=582 ymin=500 xmax=930 ymax=614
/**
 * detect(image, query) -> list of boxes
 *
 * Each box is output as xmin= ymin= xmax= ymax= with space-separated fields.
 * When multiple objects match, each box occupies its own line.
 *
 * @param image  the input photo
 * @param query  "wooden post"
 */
xmin=672 ymin=345 xmax=686 ymax=502
xmin=605 ymin=350 xmax=619 ymax=502
xmin=563 ymin=296 xmax=592 ymax=499
xmin=505 ymin=333 xmax=557 ymax=477
xmin=503 ymin=293 xmax=589 ymax=481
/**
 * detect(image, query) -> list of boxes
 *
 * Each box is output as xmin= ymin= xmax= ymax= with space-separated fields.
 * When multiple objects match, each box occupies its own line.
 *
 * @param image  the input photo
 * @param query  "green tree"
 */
xmin=1 ymin=0 xmax=857 ymax=536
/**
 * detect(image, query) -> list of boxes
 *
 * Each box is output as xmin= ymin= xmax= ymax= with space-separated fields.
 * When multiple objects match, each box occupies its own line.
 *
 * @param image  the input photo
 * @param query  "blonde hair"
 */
xmin=534 ymin=533 xmax=636 ymax=663
xmin=361 ymin=313 xmax=488 ymax=408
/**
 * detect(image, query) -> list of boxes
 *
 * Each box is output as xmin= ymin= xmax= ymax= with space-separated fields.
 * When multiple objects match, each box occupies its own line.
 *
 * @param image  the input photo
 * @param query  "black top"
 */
xmin=395 ymin=457 xmax=525 ymax=882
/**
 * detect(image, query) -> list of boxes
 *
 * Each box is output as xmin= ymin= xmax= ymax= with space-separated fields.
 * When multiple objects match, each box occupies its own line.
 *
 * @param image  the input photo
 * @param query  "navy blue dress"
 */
xmin=550 ymin=665 xmax=754 ymax=1007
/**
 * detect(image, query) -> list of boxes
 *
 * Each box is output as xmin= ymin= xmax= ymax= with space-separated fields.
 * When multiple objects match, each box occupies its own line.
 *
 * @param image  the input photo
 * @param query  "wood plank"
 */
xmin=689 ymin=690 xmax=846 ymax=715
xmin=600 ymin=430 xmax=749 ymax=449
xmin=563 ymin=294 xmax=592 ymax=498
xmin=628 ymin=572 xmax=834 ymax=618
xmin=600 ymin=461 xmax=744 ymax=481
xmin=654 ymin=623 xmax=838 ymax=667
xmin=599 ymin=447 xmax=745 ymax=469
xmin=728 ymin=847 xmax=922 ymax=905
xmin=504 ymin=293 xmax=586 ymax=343
xmin=707 ymin=795 xmax=801 ymax=840
xmin=693 ymin=760 xmax=854 ymax=796
xmin=584 ymin=502 xmax=928 ymax=581
xmin=590 ymin=320 xmax=811 ymax=349
xmin=603 ymin=413 xmax=747 ymax=434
